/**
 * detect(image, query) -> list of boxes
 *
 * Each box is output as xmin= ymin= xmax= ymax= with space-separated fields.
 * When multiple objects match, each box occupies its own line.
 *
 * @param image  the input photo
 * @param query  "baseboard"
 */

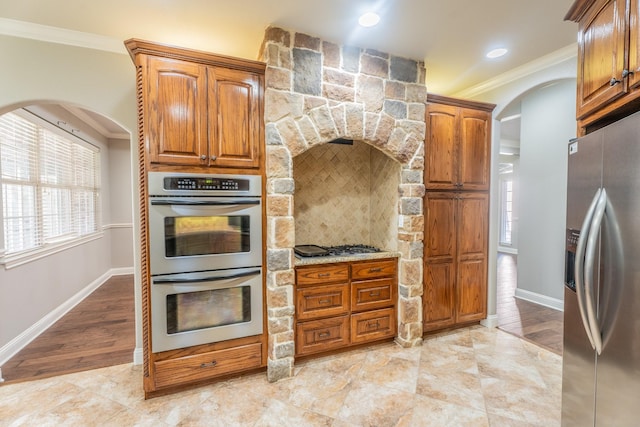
xmin=0 ymin=267 xmax=134 ymax=367
xmin=514 ymin=288 xmax=564 ymax=311
xmin=498 ymin=246 xmax=518 ymax=254
xmin=481 ymin=314 xmax=499 ymax=328
xmin=133 ymin=347 xmax=143 ymax=365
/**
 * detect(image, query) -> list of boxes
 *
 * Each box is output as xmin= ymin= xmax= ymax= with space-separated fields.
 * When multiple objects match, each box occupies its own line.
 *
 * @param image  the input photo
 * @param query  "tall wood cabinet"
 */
xmin=423 ymin=192 xmax=489 ymax=331
xmin=423 ymin=94 xmax=494 ymax=333
xmin=125 ymin=39 xmax=266 ymax=398
xmin=567 ymin=0 xmax=640 ymax=133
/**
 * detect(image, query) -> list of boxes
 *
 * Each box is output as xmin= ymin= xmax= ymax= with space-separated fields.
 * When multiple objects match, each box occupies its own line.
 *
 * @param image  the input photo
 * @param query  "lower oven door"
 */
xmin=151 ymin=267 xmax=263 ymax=353
xmin=149 ymin=196 xmax=262 ymax=275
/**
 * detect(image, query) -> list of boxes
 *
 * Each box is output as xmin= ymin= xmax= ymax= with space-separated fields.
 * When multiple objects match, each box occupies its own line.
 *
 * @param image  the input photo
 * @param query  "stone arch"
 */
xmin=261 ymin=27 xmax=426 ymax=381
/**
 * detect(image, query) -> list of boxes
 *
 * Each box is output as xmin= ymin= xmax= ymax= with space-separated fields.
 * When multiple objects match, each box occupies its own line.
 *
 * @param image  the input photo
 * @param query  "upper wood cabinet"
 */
xmin=567 ymin=0 xmax=640 ymax=131
xmin=126 ymin=39 xmax=265 ymax=170
xmin=425 ymin=94 xmax=495 ymax=191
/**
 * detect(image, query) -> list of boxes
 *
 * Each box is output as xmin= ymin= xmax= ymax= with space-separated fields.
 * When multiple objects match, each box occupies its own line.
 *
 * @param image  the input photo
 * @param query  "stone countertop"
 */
xmin=294 ymin=251 xmax=401 ymax=266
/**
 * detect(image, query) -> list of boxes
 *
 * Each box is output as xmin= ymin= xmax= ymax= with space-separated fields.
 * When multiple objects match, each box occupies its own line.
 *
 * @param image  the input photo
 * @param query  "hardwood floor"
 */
xmin=1 ymin=274 xmax=135 ymax=383
xmin=497 ymin=253 xmax=563 ymax=354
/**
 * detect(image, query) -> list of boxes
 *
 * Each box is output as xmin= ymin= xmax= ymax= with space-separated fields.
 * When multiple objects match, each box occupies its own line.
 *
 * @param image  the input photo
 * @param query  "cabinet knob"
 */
xmin=210 ymin=155 xmax=217 ymax=161
xmin=200 ymin=155 xmax=207 ymax=161
xmin=610 ymin=77 xmax=622 ymax=86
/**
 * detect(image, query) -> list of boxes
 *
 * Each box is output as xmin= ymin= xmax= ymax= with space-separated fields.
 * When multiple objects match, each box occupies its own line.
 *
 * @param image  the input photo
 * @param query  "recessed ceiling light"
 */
xmin=359 ymin=12 xmax=380 ymax=27
xmin=486 ymin=48 xmax=508 ymax=59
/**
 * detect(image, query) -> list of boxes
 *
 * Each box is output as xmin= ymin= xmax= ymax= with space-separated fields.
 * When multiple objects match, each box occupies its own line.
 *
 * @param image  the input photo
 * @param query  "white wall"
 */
xmin=517 ymin=80 xmax=575 ymax=303
xmin=464 ymin=53 xmax=577 ymax=318
xmin=0 ymin=34 xmax=138 ymax=354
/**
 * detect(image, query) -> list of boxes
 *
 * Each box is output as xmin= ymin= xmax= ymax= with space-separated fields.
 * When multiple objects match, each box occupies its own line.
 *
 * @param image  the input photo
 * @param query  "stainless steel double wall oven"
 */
xmin=148 ymin=172 xmax=263 ymax=353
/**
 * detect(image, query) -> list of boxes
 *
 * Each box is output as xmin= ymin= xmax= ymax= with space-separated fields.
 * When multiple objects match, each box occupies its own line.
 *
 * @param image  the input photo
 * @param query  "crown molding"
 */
xmin=0 ymin=17 xmax=126 ymax=55
xmin=453 ymin=43 xmax=578 ymax=99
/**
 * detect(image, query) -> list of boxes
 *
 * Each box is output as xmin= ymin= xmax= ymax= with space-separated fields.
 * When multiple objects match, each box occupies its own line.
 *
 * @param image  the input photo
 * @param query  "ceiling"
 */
xmin=2 ymin=0 xmax=577 ymax=96
xmin=0 ymin=0 xmax=578 ymax=140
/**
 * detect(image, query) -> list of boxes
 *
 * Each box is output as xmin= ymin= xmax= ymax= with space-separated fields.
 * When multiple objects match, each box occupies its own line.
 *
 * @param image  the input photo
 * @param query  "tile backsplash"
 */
xmin=293 ymin=140 xmax=399 ymax=250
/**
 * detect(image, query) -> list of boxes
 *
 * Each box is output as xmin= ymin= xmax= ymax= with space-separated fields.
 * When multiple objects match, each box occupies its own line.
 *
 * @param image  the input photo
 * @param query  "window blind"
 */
xmin=0 ymin=111 xmax=100 ymax=255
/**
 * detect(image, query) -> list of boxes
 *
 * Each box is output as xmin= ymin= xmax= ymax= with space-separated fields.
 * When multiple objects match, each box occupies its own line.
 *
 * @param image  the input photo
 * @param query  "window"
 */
xmin=499 ymin=178 xmax=513 ymax=246
xmin=1 ymin=110 xmax=100 ymax=259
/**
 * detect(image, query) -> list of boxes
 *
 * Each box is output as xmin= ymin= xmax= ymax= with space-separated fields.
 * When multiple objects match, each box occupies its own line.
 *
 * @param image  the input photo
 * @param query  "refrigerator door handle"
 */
xmin=584 ymin=188 xmax=607 ymax=355
xmin=575 ymin=188 xmax=601 ymax=350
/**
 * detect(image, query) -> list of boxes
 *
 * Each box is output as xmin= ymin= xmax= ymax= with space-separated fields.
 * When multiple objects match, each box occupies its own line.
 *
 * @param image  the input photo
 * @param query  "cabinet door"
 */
xmin=456 ymin=193 xmax=488 ymax=323
xmin=146 ymin=56 xmax=208 ymax=165
xmin=208 ymin=67 xmax=261 ymax=168
xmin=423 ymin=192 xmax=456 ymax=330
xmin=576 ymin=0 xmax=627 ymax=119
xmin=425 ymin=104 xmax=458 ymax=190
xmin=628 ymin=0 xmax=640 ymax=91
xmin=459 ymin=108 xmax=491 ymax=191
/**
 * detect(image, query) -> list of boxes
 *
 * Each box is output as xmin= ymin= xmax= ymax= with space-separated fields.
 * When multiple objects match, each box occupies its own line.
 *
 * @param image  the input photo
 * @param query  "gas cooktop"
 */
xmin=294 ymin=244 xmax=381 ymax=258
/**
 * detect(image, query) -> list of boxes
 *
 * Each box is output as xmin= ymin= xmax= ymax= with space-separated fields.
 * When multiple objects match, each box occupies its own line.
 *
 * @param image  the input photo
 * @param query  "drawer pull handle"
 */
xmin=369 ymin=291 xmax=381 ymax=297
xmin=318 ymin=299 xmax=332 ymax=304
xmin=367 ymin=321 xmax=380 ymax=329
xmin=317 ymin=331 xmax=331 ymax=338
xmin=368 ymin=268 xmax=382 ymax=273
xmin=200 ymin=360 xmax=217 ymax=369
xmin=318 ymin=273 xmax=330 ymax=278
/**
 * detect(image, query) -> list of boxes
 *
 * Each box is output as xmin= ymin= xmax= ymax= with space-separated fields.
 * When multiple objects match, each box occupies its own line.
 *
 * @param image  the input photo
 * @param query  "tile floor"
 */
xmin=0 ymin=326 xmax=561 ymax=427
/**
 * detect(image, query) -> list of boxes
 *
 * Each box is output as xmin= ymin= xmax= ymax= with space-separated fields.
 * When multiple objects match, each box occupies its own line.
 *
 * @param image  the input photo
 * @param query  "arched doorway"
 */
xmin=0 ymin=102 xmax=136 ymax=381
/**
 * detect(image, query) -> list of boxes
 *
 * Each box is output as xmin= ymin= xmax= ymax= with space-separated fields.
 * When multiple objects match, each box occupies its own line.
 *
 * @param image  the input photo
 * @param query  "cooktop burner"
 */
xmin=294 ymin=244 xmax=381 ymax=257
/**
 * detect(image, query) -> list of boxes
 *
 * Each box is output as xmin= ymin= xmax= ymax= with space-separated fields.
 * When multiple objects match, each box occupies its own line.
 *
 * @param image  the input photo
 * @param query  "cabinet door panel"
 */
xmin=457 ymin=193 xmax=488 ymax=258
xmin=296 ymin=283 xmax=349 ymax=320
xmin=456 ymin=259 xmax=487 ymax=323
xmin=459 ymin=110 xmax=490 ymax=190
xmin=296 ymin=316 xmax=350 ymax=356
xmin=208 ymin=67 xmax=261 ymax=168
xmin=350 ymin=308 xmax=396 ymax=344
xmin=351 ymin=278 xmax=396 ymax=312
xmin=424 ymin=193 xmax=456 ymax=260
xmin=577 ymin=0 xmax=627 ymax=119
xmin=147 ymin=57 xmax=207 ymax=165
xmin=425 ymin=104 xmax=458 ymax=189
xmin=629 ymin=0 xmax=640 ymax=90
xmin=423 ymin=261 xmax=456 ymax=330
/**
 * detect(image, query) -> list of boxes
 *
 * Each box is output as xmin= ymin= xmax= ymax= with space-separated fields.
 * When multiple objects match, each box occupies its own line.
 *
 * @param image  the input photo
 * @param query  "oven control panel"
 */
xmin=148 ymin=172 xmax=261 ymax=197
xmin=164 ymin=177 xmax=249 ymax=191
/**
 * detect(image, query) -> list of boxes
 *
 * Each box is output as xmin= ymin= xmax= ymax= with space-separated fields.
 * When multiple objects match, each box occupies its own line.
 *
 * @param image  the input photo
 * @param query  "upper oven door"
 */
xmin=149 ymin=196 xmax=262 ymax=275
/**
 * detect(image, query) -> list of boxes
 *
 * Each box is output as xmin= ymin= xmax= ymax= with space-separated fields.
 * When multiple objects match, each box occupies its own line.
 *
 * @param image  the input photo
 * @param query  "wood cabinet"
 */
xmin=425 ymin=94 xmax=494 ymax=191
xmin=295 ymin=258 xmax=397 ymax=357
xmin=124 ymin=39 xmax=267 ymax=398
xmin=567 ymin=0 xmax=640 ymax=132
xmin=126 ymin=39 xmax=264 ymax=170
xmin=423 ymin=192 xmax=488 ymax=332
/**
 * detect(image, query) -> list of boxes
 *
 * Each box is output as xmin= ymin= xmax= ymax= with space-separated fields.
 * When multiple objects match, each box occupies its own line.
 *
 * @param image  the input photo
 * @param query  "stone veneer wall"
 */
xmin=259 ymin=27 xmax=426 ymax=381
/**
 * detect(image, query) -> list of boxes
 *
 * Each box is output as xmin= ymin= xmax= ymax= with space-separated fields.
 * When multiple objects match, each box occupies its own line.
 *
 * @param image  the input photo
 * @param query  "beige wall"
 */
xmin=0 ymin=34 xmax=138 ymax=354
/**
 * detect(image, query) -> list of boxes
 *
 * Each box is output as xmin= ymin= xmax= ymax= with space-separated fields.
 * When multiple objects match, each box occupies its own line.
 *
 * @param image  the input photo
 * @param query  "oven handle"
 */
xmin=153 ymin=269 xmax=261 ymax=284
xmin=150 ymin=199 xmax=260 ymax=206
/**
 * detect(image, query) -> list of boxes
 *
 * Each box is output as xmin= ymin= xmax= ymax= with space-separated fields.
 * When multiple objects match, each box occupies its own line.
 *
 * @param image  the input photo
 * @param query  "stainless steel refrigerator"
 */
xmin=563 ymin=111 xmax=640 ymax=426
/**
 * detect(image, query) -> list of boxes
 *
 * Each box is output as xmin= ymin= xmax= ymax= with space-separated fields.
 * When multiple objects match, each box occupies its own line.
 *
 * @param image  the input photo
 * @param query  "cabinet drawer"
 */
xmin=296 ymin=264 xmax=349 ymax=286
xmin=154 ymin=343 xmax=262 ymax=389
xmin=351 ymin=259 xmax=397 ymax=281
xmin=296 ymin=316 xmax=350 ymax=356
xmin=351 ymin=278 xmax=396 ymax=312
xmin=297 ymin=283 xmax=349 ymax=321
xmin=351 ymin=308 xmax=396 ymax=344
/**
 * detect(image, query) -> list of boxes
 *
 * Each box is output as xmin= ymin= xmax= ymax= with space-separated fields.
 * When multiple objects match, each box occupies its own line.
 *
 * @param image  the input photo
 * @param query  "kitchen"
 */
xmin=0 ymin=0 xmax=632 ymax=425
